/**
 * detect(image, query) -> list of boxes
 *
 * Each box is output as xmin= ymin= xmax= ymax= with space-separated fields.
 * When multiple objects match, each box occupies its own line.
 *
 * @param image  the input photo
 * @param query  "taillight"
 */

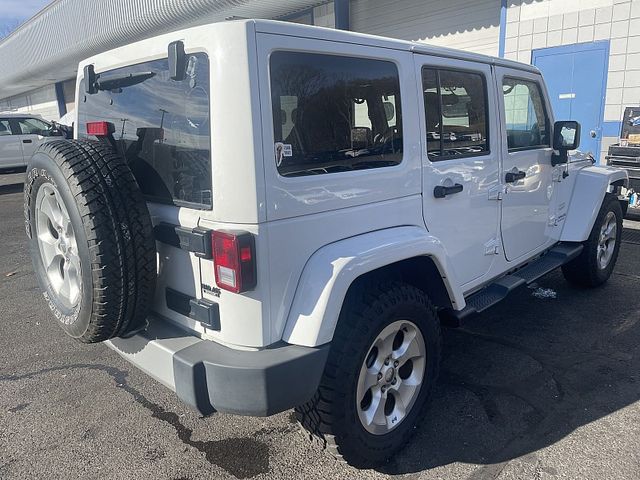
xmin=212 ymin=231 xmax=256 ymax=293
xmin=86 ymin=121 xmax=114 ymax=137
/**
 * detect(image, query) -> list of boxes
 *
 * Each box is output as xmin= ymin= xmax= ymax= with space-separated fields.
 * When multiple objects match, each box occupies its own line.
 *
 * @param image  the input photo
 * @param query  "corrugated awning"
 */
xmin=0 ymin=0 xmax=324 ymax=98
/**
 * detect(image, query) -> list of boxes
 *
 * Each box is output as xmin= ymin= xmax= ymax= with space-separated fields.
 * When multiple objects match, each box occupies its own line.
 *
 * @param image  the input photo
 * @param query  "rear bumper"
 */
xmin=106 ymin=320 xmax=330 ymax=417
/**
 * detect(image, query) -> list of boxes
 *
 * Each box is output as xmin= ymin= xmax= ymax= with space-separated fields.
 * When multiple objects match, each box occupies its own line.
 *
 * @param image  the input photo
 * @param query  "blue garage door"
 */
xmin=532 ymin=41 xmax=610 ymax=157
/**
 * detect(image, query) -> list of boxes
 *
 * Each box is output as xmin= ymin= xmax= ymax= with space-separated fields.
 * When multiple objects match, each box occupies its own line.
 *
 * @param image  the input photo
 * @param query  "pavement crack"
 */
xmin=0 ymin=363 xmax=269 ymax=479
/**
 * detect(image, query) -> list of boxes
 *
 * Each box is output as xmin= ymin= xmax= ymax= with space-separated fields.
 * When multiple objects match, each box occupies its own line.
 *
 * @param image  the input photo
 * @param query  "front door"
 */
xmin=496 ymin=67 xmax=555 ymax=261
xmin=532 ymin=41 xmax=609 ymax=157
xmin=13 ymin=118 xmax=50 ymax=161
xmin=416 ymin=56 xmax=501 ymax=287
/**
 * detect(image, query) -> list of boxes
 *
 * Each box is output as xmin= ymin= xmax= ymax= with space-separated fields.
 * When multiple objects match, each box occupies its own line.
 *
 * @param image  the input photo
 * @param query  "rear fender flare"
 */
xmin=282 ymin=226 xmax=464 ymax=347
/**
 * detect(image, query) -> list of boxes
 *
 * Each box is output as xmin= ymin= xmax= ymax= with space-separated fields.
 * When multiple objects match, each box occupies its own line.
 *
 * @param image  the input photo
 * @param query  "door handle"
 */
xmin=433 ymin=183 xmax=464 ymax=198
xmin=505 ymin=170 xmax=526 ymax=183
xmin=590 ymin=130 xmax=597 ymax=138
xmin=22 ymin=139 xmax=33 ymax=144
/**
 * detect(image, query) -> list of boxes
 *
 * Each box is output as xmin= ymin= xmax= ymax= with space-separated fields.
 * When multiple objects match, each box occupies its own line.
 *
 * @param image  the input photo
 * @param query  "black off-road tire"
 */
xmin=562 ymin=193 xmax=623 ymax=287
xmin=24 ymin=140 xmax=156 ymax=343
xmin=295 ymin=282 xmax=442 ymax=468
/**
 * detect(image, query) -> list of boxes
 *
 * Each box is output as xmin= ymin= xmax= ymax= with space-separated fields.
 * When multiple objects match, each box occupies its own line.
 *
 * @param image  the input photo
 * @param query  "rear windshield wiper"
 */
xmin=96 ymin=72 xmax=156 ymax=91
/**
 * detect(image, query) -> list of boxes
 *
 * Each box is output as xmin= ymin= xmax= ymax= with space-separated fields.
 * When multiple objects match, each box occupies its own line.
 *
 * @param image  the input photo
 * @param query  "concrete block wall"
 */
xmin=504 ymin=0 xmax=640 ymax=163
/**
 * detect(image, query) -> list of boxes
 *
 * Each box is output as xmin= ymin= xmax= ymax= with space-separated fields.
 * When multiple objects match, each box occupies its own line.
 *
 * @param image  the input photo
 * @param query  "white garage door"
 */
xmin=351 ymin=0 xmax=501 ymax=57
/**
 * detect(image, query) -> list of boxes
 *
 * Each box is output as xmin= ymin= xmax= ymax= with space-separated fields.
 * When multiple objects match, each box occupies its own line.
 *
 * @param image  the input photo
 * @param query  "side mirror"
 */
xmin=552 ymin=120 xmax=580 ymax=165
xmin=168 ymin=40 xmax=187 ymax=81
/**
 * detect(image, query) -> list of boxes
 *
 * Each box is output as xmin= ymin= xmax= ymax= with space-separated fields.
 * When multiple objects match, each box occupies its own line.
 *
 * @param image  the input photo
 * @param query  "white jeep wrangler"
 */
xmin=24 ymin=20 xmax=628 ymax=467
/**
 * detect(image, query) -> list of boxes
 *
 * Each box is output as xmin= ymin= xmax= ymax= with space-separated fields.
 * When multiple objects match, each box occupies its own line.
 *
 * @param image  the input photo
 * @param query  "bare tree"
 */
xmin=0 ymin=19 xmax=23 ymax=39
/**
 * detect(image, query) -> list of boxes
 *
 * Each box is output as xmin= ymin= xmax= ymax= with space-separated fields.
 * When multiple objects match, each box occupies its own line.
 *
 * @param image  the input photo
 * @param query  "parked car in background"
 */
xmin=0 ymin=113 xmax=64 ymax=171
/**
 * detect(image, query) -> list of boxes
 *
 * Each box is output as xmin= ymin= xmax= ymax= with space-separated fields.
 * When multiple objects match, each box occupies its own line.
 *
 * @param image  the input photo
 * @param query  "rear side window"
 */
xmin=422 ymin=68 xmax=489 ymax=160
xmin=502 ymin=77 xmax=549 ymax=151
xmin=78 ymin=53 xmax=212 ymax=209
xmin=270 ymin=52 xmax=403 ymax=177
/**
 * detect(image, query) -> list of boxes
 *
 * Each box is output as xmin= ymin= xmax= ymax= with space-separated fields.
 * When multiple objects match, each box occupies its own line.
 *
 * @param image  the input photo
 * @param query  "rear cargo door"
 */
xmin=77 ymin=53 xmax=212 ymax=329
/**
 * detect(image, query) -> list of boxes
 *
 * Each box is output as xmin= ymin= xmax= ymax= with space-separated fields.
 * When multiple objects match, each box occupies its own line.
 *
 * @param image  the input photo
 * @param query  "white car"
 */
xmin=24 ymin=20 xmax=628 ymax=467
xmin=0 ymin=113 xmax=63 ymax=170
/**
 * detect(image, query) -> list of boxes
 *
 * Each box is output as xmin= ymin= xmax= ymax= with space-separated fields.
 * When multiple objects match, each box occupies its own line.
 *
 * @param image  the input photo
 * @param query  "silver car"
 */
xmin=0 ymin=113 xmax=63 ymax=170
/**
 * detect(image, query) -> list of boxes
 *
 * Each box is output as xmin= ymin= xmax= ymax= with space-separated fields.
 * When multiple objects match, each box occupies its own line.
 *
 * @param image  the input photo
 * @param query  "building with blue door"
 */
xmin=0 ymin=0 xmax=637 ymax=163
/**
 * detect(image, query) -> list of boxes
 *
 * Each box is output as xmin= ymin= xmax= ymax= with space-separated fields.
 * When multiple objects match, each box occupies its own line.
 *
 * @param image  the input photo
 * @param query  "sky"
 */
xmin=0 ymin=0 xmax=51 ymax=38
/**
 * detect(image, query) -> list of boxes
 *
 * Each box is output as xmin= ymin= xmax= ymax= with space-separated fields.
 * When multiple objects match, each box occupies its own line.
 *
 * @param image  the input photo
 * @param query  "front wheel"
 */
xmin=562 ymin=194 xmax=623 ymax=287
xmin=296 ymin=282 xmax=441 ymax=467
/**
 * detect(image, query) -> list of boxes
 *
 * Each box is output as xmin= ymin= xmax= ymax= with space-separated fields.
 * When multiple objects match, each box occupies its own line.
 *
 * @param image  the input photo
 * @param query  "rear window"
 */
xmin=270 ymin=51 xmax=403 ymax=177
xmin=78 ymin=53 xmax=212 ymax=209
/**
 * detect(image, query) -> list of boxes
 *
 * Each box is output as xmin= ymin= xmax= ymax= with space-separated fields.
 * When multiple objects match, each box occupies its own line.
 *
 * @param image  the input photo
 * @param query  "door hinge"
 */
xmin=488 ymin=185 xmax=506 ymax=201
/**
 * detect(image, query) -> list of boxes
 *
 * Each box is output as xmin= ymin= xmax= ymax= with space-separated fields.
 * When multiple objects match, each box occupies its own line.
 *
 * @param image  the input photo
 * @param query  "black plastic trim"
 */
xmin=440 ymin=242 xmax=583 ymax=327
xmin=154 ymin=223 xmax=212 ymax=259
xmin=166 ymin=288 xmax=220 ymax=330
xmin=173 ymin=340 xmax=330 ymax=416
xmin=434 ymin=183 xmax=464 ymax=198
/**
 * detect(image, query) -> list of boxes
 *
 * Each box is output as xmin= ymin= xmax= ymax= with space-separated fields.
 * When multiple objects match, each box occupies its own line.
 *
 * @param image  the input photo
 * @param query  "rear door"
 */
xmin=415 ymin=55 xmax=501 ymax=288
xmin=77 ymin=53 xmax=212 ymax=331
xmin=495 ymin=68 xmax=555 ymax=261
xmin=0 ymin=119 xmax=23 ymax=168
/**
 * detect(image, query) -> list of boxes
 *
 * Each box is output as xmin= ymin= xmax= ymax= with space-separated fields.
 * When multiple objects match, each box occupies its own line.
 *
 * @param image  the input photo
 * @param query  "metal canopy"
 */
xmin=0 ymin=0 xmax=324 ymax=99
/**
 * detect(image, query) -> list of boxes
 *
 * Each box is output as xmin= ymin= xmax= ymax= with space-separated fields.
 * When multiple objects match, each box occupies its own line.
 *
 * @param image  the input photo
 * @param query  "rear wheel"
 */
xmin=24 ymin=140 xmax=156 ymax=342
xmin=296 ymin=282 xmax=441 ymax=467
xmin=562 ymin=194 xmax=623 ymax=287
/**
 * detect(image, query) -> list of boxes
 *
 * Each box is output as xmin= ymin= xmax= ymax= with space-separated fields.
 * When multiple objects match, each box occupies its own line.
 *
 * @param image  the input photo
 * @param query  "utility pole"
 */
xmin=120 ymin=118 xmax=129 ymax=139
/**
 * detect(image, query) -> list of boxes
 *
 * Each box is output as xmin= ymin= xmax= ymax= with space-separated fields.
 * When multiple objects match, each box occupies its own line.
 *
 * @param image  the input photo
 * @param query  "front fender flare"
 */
xmin=561 ymin=165 xmax=628 ymax=242
xmin=282 ymin=226 xmax=464 ymax=347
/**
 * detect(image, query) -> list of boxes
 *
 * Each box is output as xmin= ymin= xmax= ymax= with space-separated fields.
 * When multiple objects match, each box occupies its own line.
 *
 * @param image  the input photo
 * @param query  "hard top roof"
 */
xmin=251 ymin=19 xmax=540 ymax=75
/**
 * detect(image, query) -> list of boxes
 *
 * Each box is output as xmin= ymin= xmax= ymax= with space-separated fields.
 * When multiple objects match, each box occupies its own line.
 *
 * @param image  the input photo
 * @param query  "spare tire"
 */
xmin=24 ymin=140 xmax=156 ymax=343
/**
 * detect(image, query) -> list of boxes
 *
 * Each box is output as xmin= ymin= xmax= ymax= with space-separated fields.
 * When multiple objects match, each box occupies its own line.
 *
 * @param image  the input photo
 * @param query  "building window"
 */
xmin=270 ymin=51 xmax=403 ymax=177
xmin=502 ymin=78 xmax=549 ymax=151
xmin=422 ymin=68 xmax=489 ymax=160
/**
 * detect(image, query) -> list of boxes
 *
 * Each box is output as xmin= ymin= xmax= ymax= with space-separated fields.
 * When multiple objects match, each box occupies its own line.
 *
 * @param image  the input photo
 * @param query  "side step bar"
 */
xmin=441 ymin=243 xmax=583 ymax=327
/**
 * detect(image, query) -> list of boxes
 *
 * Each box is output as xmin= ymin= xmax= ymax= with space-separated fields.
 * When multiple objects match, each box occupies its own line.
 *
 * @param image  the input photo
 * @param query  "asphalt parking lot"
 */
xmin=1 ymin=170 xmax=639 ymax=480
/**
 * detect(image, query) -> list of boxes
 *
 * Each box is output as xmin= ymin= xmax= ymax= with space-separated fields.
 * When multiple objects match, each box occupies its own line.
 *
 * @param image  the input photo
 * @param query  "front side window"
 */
xmin=18 ymin=118 xmax=50 ymax=135
xmin=78 ymin=53 xmax=211 ymax=208
xmin=502 ymin=78 xmax=549 ymax=151
xmin=0 ymin=120 xmax=12 ymax=136
xmin=422 ymin=68 xmax=489 ymax=160
xmin=270 ymin=52 xmax=403 ymax=177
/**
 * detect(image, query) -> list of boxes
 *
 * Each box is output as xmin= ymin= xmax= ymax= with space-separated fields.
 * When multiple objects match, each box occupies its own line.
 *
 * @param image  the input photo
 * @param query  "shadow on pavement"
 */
xmin=0 ymin=183 xmax=24 ymax=196
xmin=380 ymin=241 xmax=640 ymax=476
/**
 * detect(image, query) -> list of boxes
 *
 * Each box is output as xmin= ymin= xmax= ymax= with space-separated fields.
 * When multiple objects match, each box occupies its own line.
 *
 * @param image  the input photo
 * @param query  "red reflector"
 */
xmin=212 ymin=231 xmax=256 ymax=294
xmin=86 ymin=121 xmax=113 ymax=137
xmin=240 ymin=246 xmax=252 ymax=262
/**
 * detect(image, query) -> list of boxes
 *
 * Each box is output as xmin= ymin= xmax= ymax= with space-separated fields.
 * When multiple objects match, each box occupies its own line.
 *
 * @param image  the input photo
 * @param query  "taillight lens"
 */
xmin=212 ymin=231 xmax=256 ymax=293
xmin=86 ymin=121 xmax=114 ymax=137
